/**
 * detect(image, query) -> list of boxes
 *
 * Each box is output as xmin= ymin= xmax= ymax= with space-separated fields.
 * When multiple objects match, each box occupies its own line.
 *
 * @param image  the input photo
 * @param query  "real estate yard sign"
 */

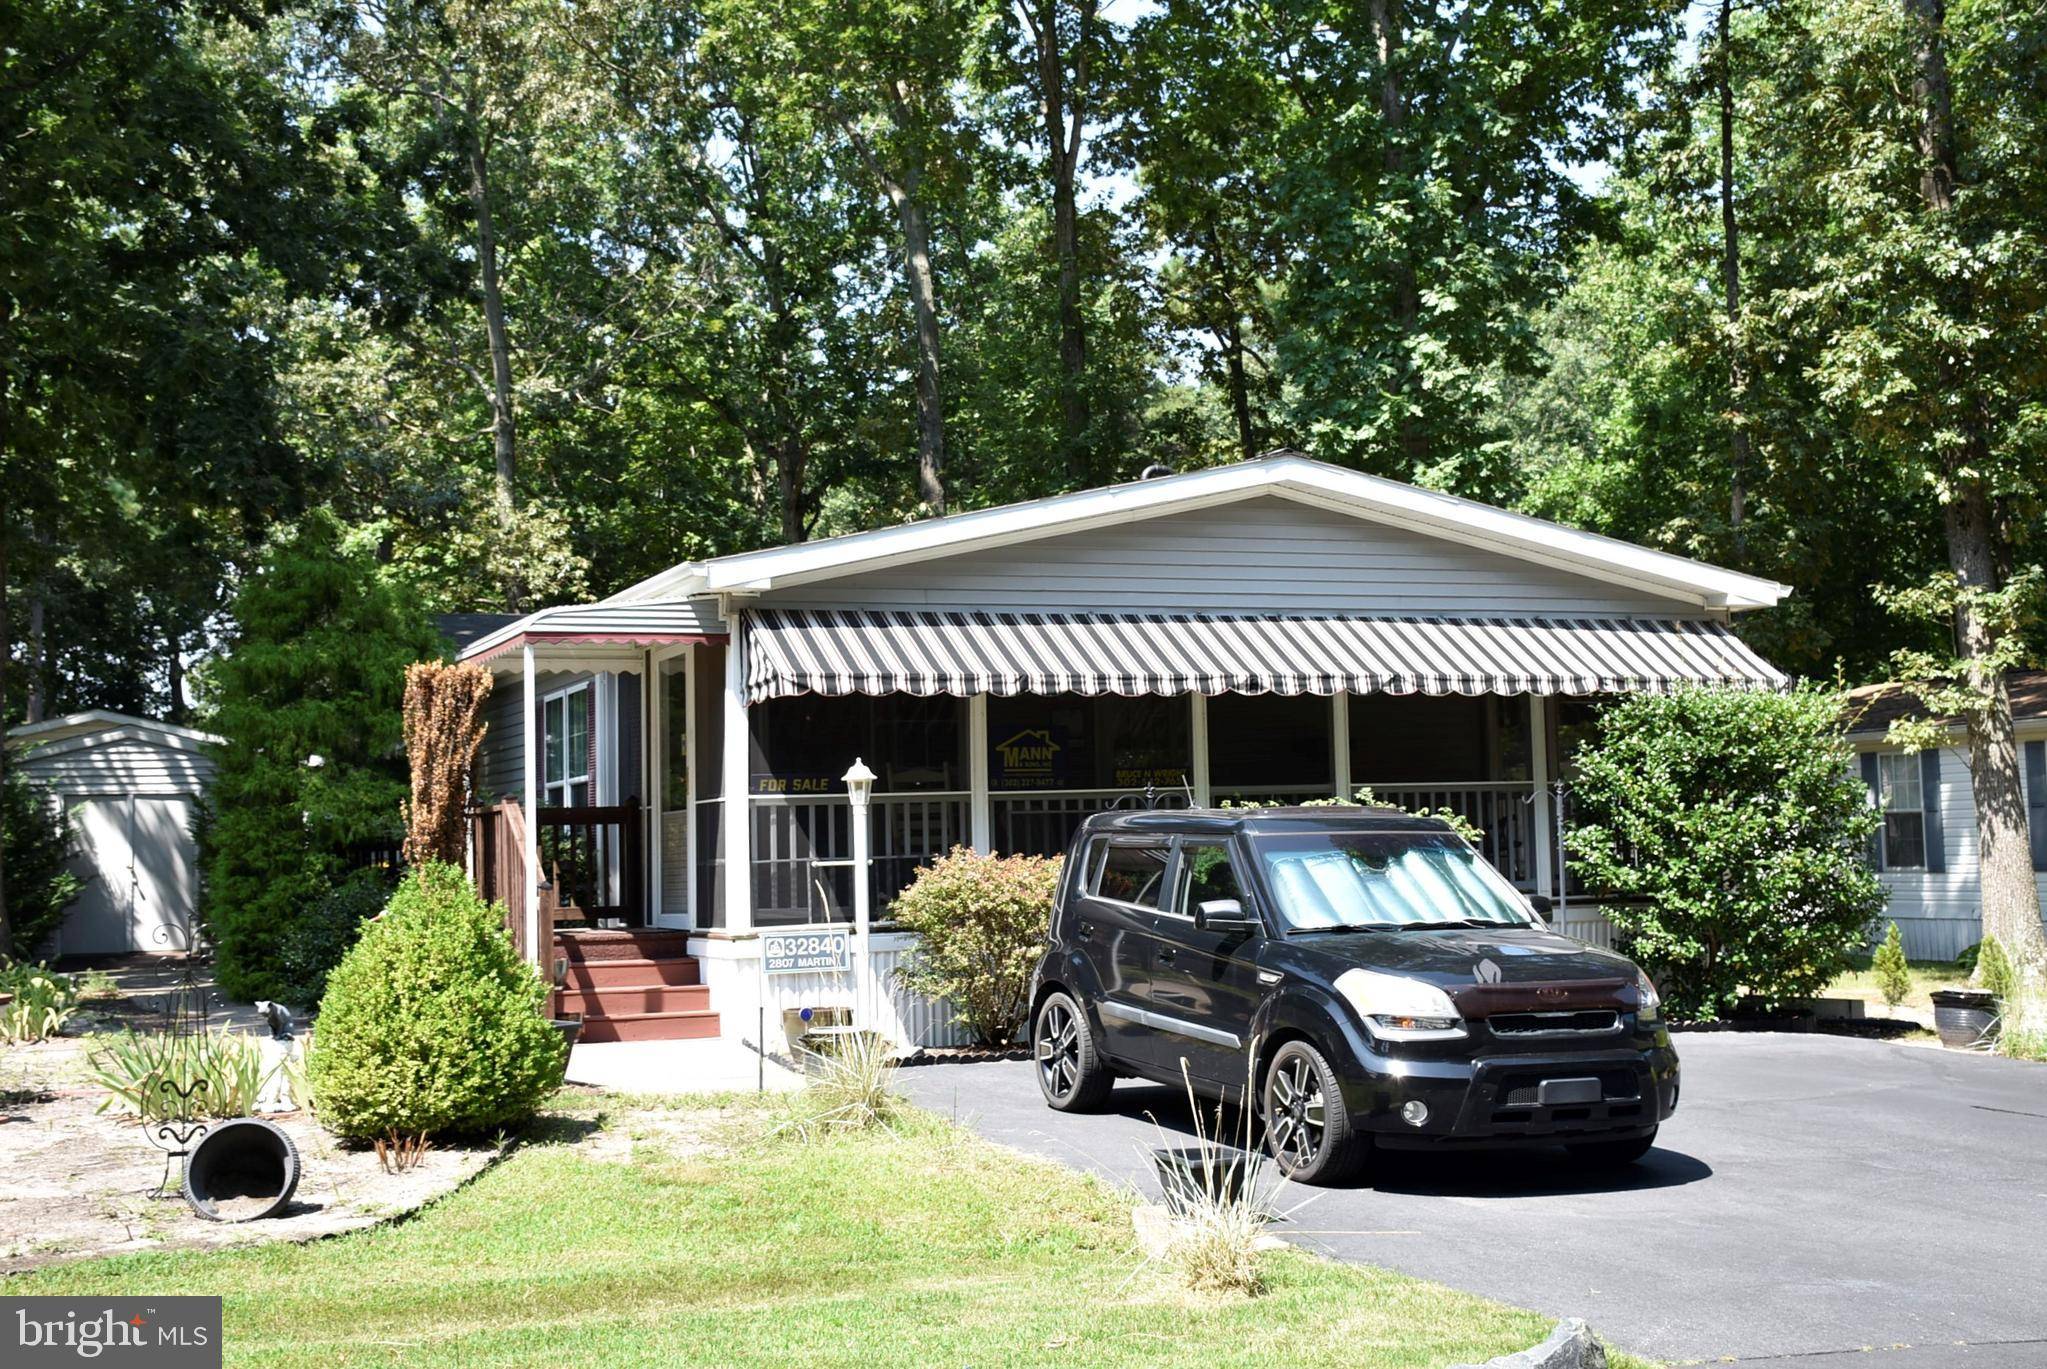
xmin=761 ymin=928 xmax=850 ymax=975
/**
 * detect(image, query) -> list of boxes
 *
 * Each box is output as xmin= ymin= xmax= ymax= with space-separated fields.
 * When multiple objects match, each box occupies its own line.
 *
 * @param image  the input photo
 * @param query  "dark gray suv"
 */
xmin=1028 ymin=807 xmax=1679 ymax=1185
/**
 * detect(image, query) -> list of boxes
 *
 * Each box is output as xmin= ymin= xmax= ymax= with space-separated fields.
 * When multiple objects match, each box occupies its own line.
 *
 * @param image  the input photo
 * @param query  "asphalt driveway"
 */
xmin=896 ymin=1033 xmax=2047 ymax=1367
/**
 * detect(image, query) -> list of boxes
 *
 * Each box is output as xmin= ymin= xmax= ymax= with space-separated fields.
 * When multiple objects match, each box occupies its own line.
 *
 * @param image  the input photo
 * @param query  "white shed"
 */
xmin=8 ymin=710 xmax=219 ymax=957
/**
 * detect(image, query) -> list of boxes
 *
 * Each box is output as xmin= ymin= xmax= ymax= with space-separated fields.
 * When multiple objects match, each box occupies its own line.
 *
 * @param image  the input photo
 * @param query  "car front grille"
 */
xmin=1486 ymin=1010 xmax=1621 ymax=1036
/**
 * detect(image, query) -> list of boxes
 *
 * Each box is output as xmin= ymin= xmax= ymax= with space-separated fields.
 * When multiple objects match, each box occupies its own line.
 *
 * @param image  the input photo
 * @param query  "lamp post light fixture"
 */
xmin=843 ymin=759 xmax=878 ymax=1031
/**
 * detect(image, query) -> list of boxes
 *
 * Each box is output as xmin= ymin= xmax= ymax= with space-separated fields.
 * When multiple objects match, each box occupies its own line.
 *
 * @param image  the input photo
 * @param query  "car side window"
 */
xmin=1094 ymin=841 xmax=1168 ymax=908
xmin=1172 ymin=841 xmax=1244 ymax=917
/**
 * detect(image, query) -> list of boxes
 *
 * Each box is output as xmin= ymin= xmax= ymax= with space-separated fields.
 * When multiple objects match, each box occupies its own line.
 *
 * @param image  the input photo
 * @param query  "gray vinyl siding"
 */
xmin=1866 ymin=741 xmax=2047 ymax=960
xmin=17 ymin=736 xmax=213 ymax=798
xmin=474 ymin=669 xmax=647 ymax=805
xmin=765 ymin=497 xmax=1704 ymax=618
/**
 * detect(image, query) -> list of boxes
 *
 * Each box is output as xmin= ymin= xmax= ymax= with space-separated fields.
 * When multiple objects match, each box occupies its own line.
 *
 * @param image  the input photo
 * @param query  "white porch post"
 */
xmin=1190 ymin=693 xmax=1212 ymax=806
xmin=1331 ymin=690 xmax=1352 ymax=799
xmin=1529 ymin=693 xmax=1553 ymax=898
xmin=521 ymin=644 xmax=541 ymax=962
xmin=722 ymin=608 xmax=753 ymax=932
xmin=968 ymin=693 xmax=991 ymax=853
xmin=641 ymin=647 xmax=658 ymax=926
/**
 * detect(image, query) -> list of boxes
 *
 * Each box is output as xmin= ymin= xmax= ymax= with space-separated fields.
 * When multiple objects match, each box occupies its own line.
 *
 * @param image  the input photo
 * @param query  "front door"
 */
xmin=1146 ymin=837 xmax=1263 ymax=1097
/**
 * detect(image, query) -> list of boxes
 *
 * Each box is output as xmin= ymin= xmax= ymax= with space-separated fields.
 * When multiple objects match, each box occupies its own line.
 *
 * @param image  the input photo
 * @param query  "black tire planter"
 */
xmin=553 ymin=1015 xmax=584 ymax=1050
xmin=182 ymin=1117 xmax=300 ymax=1222
xmin=1930 ymin=988 xmax=2000 ymax=1050
xmin=1152 ymin=1145 xmax=1257 ymax=1217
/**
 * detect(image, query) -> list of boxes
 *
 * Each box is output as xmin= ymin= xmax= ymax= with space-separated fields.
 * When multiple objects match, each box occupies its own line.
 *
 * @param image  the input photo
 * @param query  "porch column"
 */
xmin=1529 ymin=693 xmax=1553 ymax=898
xmin=1331 ymin=690 xmax=1352 ymax=800
xmin=1190 ymin=693 xmax=1212 ymax=806
xmin=721 ymin=608 xmax=753 ymax=932
xmin=521 ymin=644 xmax=540 ymax=962
xmin=968 ymin=693 xmax=991 ymax=853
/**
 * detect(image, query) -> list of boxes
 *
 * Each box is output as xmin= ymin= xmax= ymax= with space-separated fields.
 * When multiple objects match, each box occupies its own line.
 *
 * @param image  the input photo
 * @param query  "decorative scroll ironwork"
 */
xmin=140 ymin=963 xmax=215 ymax=1196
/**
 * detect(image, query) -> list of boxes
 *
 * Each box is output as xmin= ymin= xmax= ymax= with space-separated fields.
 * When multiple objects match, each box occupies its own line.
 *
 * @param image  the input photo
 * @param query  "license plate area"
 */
xmin=1536 ymin=1077 xmax=1603 ymax=1106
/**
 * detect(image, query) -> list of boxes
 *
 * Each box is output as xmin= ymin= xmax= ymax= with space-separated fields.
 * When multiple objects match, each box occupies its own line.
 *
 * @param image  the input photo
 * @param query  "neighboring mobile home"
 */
xmin=454 ymin=453 xmax=1791 ymax=1047
xmin=7 ymin=710 xmax=219 ymax=957
xmin=1846 ymin=673 xmax=2047 ymax=960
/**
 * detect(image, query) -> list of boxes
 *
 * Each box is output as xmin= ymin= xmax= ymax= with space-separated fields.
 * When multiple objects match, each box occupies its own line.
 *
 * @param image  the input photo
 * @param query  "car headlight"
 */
xmin=1334 ymin=968 xmax=1466 ymax=1042
xmin=1635 ymin=970 xmax=1662 ymax=1022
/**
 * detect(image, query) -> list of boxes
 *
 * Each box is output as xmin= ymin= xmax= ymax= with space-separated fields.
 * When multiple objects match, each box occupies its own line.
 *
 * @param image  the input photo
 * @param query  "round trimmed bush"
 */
xmin=308 ymin=862 xmax=566 ymax=1144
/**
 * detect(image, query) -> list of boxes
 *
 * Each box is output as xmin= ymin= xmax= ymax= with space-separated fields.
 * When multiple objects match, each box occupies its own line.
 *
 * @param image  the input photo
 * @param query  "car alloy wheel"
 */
xmin=1037 ymin=997 xmax=1082 ymax=1100
xmin=1267 ymin=1051 xmax=1326 ymax=1171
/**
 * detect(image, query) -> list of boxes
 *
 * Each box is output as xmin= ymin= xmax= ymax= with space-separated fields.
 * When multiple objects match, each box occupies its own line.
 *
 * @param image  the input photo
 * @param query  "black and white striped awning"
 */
xmin=743 ymin=609 xmax=1787 ymax=702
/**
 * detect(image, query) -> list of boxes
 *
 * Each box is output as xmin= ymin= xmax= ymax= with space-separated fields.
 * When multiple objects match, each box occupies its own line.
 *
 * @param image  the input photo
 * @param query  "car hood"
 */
xmin=1277 ymin=924 xmax=1641 ymax=1004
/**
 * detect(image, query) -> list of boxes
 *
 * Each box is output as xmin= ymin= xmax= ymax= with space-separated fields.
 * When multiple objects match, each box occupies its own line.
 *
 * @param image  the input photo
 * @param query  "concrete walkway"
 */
xmin=898 ymin=1033 xmax=2047 ymax=1367
xmin=566 ymin=1038 xmax=804 ymax=1094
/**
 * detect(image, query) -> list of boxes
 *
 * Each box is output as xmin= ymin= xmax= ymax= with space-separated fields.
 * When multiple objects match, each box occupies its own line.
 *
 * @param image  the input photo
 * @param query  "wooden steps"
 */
xmin=552 ymin=929 xmax=718 ymax=1044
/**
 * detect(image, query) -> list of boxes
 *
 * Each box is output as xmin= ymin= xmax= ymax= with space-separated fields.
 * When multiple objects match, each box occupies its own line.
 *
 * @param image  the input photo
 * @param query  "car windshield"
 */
xmin=1253 ymin=831 xmax=1537 ymax=931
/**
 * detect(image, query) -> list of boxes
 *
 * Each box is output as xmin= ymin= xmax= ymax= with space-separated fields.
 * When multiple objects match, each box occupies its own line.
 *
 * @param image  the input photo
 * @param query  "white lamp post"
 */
xmin=843 ymin=759 xmax=878 ymax=1031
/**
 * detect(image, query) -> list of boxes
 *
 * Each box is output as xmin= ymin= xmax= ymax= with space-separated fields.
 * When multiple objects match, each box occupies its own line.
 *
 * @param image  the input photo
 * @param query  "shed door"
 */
xmin=63 ymin=796 xmax=198 ymax=955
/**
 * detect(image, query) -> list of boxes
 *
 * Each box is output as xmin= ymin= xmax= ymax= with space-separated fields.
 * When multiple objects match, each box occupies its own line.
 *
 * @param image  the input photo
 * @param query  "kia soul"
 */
xmin=1028 ymin=808 xmax=1680 ymax=1185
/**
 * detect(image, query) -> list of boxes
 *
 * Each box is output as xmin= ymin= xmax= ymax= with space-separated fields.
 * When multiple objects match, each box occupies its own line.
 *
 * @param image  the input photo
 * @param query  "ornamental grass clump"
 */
xmin=777 ymin=1031 xmax=902 ymax=1140
xmin=307 ymin=862 xmax=566 ymax=1170
xmin=86 ymin=1029 xmax=268 ymax=1122
xmin=890 ymin=847 xmax=1062 ymax=1046
xmin=0 ymin=964 xmax=80 ymax=1044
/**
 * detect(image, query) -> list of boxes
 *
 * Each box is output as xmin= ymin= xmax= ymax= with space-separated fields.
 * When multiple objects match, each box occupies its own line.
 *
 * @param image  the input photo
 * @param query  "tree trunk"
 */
xmin=468 ymin=119 xmax=519 ymax=542
xmin=1035 ymin=0 xmax=1090 ymax=466
xmin=1369 ymin=0 xmax=1423 ymax=469
xmin=0 ymin=505 xmax=12 ymax=961
xmin=1908 ymin=0 xmax=2046 ymax=969
xmin=166 ymin=624 xmax=187 ymax=723
xmin=894 ymin=185 xmax=948 ymax=513
xmin=24 ymin=582 xmax=44 ymax=724
xmin=1718 ymin=0 xmax=1750 ymax=561
xmin=1224 ymin=314 xmax=1255 ymax=461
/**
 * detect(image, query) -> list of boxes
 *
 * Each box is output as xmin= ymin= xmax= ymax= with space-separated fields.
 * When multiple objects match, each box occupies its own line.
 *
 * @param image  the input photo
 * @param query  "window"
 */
xmin=663 ymin=664 xmax=688 ymax=812
xmin=1879 ymin=752 xmax=1927 ymax=870
xmin=1350 ymin=694 xmax=1490 ymax=783
xmin=987 ymin=694 xmax=1190 ymax=792
xmin=1172 ymin=841 xmax=1244 ymax=917
xmin=750 ymin=694 xmax=966 ymax=795
xmin=1209 ymin=696 xmax=1330 ymax=794
xmin=543 ymin=684 xmax=591 ymax=809
xmin=1093 ymin=842 xmax=1168 ymax=908
xmin=1252 ymin=831 xmax=1534 ymax=931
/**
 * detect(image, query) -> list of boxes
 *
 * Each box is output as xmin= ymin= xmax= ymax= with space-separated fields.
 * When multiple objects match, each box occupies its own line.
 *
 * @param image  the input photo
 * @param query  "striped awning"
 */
xmin=744 ymin=609 xmax=1788 ymax=702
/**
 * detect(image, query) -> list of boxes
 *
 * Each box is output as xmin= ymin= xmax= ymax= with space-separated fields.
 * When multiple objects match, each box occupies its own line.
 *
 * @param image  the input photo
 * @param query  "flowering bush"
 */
xmin=890 ymin=847 xmax=1062 ymax=1047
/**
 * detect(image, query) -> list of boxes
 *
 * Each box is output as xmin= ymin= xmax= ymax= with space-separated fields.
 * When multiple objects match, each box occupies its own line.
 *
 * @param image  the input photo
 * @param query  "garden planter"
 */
xmin=552 ymin=1015 xmax=584 ymax=1050
xmin=182 ymin=1117 xmax=300 ymax=1222
xmin=1152 ymin=1145 xmax=1257 ymax=1216
xmin=1930 ymin=989 xmax=1999 ymax=1050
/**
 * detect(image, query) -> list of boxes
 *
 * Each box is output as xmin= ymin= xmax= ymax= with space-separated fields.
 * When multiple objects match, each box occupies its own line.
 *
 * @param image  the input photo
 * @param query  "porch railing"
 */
xmin=991 ymin=788 xmax=1192 ymax=858
xmin=1356 ymin=781 xmax=1536 ymax=888
xmin=467 ymin=800 xmax=558 ymax=962
xmin=751 ymin=792 xmax=971 ymax=926
xmin=537 ymin=799 xmax=644 ymax=923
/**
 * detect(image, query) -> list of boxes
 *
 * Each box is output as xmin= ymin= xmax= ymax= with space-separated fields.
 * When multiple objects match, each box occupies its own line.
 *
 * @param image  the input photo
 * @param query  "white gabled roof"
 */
xmin=604 ymin=453 xmax=1791 ymax=612
xmin=7 ymin=709 xmax=221 ymax=753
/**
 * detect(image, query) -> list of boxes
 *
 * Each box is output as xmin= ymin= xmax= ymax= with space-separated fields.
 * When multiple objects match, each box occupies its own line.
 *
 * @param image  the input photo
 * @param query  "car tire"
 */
xmin=1565 ymin=1129 xmax=1657 ymax=1167
xmin=1261 ymin=1039 xmax=1368 ymax=1186
xmin=1033 ymin=991 xmax=1114 ymax=1112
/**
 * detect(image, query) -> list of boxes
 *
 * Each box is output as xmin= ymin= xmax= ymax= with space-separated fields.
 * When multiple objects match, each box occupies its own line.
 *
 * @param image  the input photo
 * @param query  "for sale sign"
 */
xmin=761 ymin=928 xmax=850 ymax=975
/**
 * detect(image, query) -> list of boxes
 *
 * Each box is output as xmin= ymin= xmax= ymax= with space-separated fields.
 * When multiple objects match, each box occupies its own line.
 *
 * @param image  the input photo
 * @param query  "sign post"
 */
xmin=843 ymin=759 xmax=878 ymax=1033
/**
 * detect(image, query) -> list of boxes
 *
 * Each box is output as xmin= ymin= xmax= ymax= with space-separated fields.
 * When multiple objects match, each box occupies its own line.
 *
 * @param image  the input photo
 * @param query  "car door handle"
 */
xmin=1156 ymin=947 xmax=1177 ymax=963
xmin=1076 ymin=920 xmax=1096 ymax=940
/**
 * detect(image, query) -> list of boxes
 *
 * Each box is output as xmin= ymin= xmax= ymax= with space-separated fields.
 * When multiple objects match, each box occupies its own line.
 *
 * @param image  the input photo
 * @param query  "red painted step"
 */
xmin=551 ymin=930 xmax=719 ymax=1043
xmin=576 ymin=1010 xmax=723 ymax=1044
xmin=560 ymin=957 xmax=701 ymax=990
xmin=557 ymin=983 xmax=713 ymax=1018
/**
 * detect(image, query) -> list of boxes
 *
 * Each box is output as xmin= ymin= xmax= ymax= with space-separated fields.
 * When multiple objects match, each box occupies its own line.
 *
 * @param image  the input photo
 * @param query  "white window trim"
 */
xmin=542 ymin=680 xmax=594 ymax=810
xmin=1877 ymin=751 xmax=1928 ymax=871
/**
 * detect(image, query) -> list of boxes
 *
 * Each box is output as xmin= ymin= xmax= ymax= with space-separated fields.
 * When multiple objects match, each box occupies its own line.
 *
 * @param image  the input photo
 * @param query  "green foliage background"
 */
xmin=0 ymin=771 xmax=86 ymax=959
xmin=198 ymin=513 xmax=440 ymax=1002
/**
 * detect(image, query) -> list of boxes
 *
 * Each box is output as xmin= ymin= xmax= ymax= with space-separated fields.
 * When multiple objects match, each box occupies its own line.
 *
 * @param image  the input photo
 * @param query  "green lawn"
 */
xmin=3 ymin=1092 xmax=1650 ymax=1367
xmin=1826 ymin=954 xmax=1971 ymax=1015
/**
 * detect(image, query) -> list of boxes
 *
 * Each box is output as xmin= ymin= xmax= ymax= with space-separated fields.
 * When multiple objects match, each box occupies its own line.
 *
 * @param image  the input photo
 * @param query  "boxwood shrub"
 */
xmin=308 ymin=862 xmax=565 ymax=1145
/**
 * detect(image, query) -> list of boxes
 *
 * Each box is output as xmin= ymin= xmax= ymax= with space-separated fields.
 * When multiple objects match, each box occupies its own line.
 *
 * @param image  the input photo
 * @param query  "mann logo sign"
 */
xmin=761 ymin=929 xmax=850 ymax=976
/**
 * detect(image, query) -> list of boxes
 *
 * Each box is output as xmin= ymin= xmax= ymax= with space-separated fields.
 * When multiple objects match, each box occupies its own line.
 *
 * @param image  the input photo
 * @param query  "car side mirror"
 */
xmin=1527 ymin=893 xmax=1554 ymax=918
xmin=1195 ymin=898 xmax=1257 ymax=932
